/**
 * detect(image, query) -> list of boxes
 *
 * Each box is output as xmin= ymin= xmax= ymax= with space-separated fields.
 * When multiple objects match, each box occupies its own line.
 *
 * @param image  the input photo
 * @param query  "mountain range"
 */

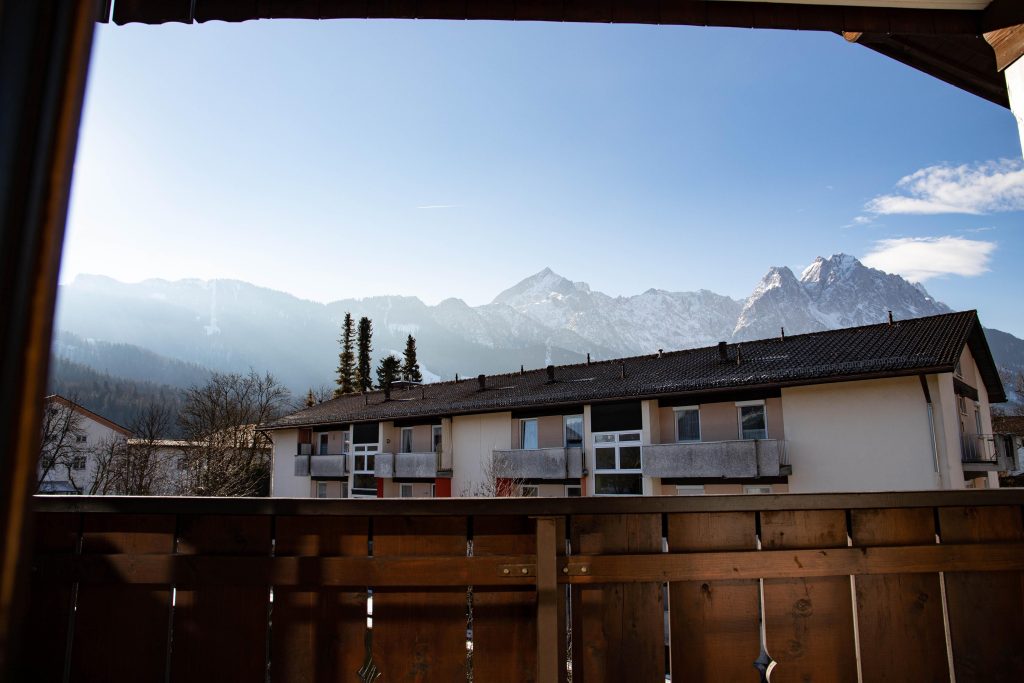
xmin=52 ymin=254 xmax=1023 ymax=401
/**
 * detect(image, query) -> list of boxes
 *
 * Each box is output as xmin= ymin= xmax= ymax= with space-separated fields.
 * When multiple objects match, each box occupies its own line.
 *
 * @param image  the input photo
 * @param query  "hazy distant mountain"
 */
xmin=53 ymin=255 xmax=1021 ymax=395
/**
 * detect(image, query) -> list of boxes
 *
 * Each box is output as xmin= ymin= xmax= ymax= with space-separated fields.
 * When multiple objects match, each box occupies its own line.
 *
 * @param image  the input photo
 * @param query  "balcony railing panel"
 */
xmin=25 ymin=491 xmax=1024 ymax=683
xmin=642 ymin=439 xmax=787 ymax=478
xmin=309 ymin=454 xmax=347 ymax=477
xmin=961 ymin=433 xmax=1000 ymax=469
xmin=491 ymin=446 xmax=584 ymax=480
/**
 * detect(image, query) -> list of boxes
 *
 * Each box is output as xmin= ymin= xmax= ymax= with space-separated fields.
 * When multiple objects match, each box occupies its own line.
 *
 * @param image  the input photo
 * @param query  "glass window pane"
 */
xmin=619 ymin=433 xmax=641 ymax=441
xmin=521 ymin=419 xmax=538 ymax=449
xmin=595 ymin=434 xmax=615 ymax=443
xmin=432 ymin=426 xmax=442 ymax=452
xmin=740 ymin=405 xmax=767 ymax=439
xmin=595 ymin=448 xmax=616 ymax=470
xmin=565 ymin=415 xmax=583 ymax=447
xmin=619 ymin=446 xmax=642 ymax=469
xmin=400 ymin=428 xmax=412 ymax=453
xmin=366 ymin=454 xmax=375 ymax=470
xmin=353 ymin=474 xmax=375 ymax=490
xmin=677 ymin=409 xmax=700 ymax=441
xmin=595 ymin=474 xmax=642 ymax=495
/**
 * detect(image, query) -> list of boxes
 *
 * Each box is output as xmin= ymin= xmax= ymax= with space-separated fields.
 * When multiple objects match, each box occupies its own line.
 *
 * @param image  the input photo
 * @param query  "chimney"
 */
xmin=455 ymin=373 xmax=459 ymax=382
xmin=384 ymin=384 xmax=391 ymax=401
xmin=586 ymin=353 xmax=591 ymax=366
xmin=620 ymin=361 xmax=626 ymax=379
xmin=780 ymin=327 xmax=785 ymax=341
xmin=888 ymin=310 xmax=894 ymax=325
xmin=736 ymin=345 xmax=742 ymax=366
xmin=520 ymin=364 xmax=524 ymax=375
xmin=718 ymin=341 xmax=728 ymax=362
xmin=477 ymin=374 xmax=486 ymax=391
xmin=546 ymin=365 xmax=555 ymax=382
xmin=657 ymin=349 xmax=663 ymax=358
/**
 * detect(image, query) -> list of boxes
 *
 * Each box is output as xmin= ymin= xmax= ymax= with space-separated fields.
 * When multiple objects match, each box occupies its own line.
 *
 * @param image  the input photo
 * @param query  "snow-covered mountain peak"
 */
xmin=491 ymin=267 xmax=577 ymax=307
xmin=800 ymin=253 xmax=860 ymax=285
xmin=753 ymin=266 xmax=800 ymax=296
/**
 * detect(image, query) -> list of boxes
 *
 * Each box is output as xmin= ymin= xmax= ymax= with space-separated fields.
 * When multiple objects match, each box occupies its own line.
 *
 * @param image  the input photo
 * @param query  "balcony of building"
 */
xmin=961 ymin=434 xmax=1002 ymax=471
xmin=295 ymin=443 xmax=350 ymax=478
xmin=491 ymin=446 xmax=585 ymax=480
xmin=375 ymin=449 xmax=453 ymax=479
xmin=641 ymin=439 xmax=789 ymax=479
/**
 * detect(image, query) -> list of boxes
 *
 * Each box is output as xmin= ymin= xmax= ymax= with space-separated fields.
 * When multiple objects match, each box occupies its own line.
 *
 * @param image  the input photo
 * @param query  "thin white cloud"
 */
xmin=416 ymin=204 xmax=460 ymax=210
xmin=864 ymin=159 xmax=1024 ymax=215
xmin=861 ymin=236 xmax=996 ymax=282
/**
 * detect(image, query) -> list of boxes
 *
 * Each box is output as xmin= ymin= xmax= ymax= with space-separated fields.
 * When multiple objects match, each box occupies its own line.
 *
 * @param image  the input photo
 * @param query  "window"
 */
xmin=400 ymin=483 xmax=414 ymax=498
xmin=318 ymin=433 xmax=330 ymax=455
xmin=565 ymin=484 xmax=582 ymax=497
xmin=430 ymin=483 xmax=436 ymax=498
xmin=342 ymin=430 xmax=352 ymax=453
xmin=737 ymin=402 xmax=767 ymax=440
xmin=71 ymin=456 xmax=87 ymax=470
xmin=432 ymin=425 xmax=443 ymax=452
xmin=75 ymin=434 xmax=87 ymax=444
xmin=400 ymin=427 xmax=413 ymax=453
xmin=520 ymin=485 xmax=539 ymax=497
xmin=520 ymin=419 xmax=538 ymax=450
xmin=675 ymin=485 xmax=704 ymax=496
xmin=744 ymin=485 xmax=771 ymax=494
xmin=316 ymin=482 xmax=328 ymax=498
xmin=954 ymin=359 xmax=963 ymax=377
xmin=593 ymin=431 xmax=643 ymax=495
xmin=41 ymin=455 xmax=55 ymax=469
xmin=352 ymin=444 xmax=378 ymax=498
xmin=564 ymin=415 xmax=583 ymax=448
xmin=674 ymin=407 xmax=700 ymax=442
xmin=958 ymin=396 xmax=968 ymax=415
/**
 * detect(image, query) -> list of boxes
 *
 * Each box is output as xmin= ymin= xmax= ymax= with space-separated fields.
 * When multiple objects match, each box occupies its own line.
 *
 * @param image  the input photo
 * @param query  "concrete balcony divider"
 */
xmin=309 ymin=454 xmax=348 ymax=478
xmin=491 ymin=447 xmax=584 ymax=480
xmin=641 ymin=439 xmax=788 ymax=479
xmin=374 ymin=452 xmax=441 ymax=479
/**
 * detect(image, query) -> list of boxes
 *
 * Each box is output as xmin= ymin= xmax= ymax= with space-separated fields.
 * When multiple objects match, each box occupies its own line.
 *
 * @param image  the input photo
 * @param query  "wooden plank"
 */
xmin=270 ymin=515 xmax=368 ymax=683
xmin=570 ymin=513 xmax=664 ymax=683
xmin=170 ymin=514 xmax=271 ymax=683
xmin=372 ymin=516 xmax=468 ymax=682
xmin=940 ymin=505 xmax=1024 ymax=683
xmin=471 ymin=515 xmax=538 ymax=683
xmin=762 ymin=509 xmax=857 ymax=683
xmin=850 ymin=508 xmax=948 ymax=683
xmin=71 ymin=513 xmax=175 ymax=682
xmin=23 ymin=513 xmax=79 ymax=683
xmin=667 ymin=511 xmax=761 ymax=683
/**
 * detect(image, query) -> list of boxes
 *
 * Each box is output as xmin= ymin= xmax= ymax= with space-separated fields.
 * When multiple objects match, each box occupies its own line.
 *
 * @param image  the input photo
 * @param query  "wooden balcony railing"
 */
xmin=24 ymin=491 xmax=1024 ymax=682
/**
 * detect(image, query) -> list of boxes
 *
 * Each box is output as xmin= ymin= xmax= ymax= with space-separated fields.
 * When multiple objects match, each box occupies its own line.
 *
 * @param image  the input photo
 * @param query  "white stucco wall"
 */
xmin=451 ymin=412 xmax=511 ymax=497
xmin=1006 ymin=57 xmax=1024 ymax=155
xmin=270 ymin=429 xmax=306 ymax=497
xmin=782 ymin=377 xmax=943 ymax=492
xmin=40 ymin=406 xmax=127 ymax=493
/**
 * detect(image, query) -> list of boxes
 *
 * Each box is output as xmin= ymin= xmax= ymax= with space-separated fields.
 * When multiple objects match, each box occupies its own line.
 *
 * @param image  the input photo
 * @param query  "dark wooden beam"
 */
xmin=112 ymin=0 xmax=983 ymax=36
xmin=983 ymin=0 xmax=1024 ymax=33
xmin=985 ymin=24 xmax=1024 ymax=71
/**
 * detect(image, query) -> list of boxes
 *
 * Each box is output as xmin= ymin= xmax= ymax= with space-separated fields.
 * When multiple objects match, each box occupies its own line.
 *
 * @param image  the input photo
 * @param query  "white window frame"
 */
xmin=316 ymin=482 xmax=328 ymax=498
xmin=744 ymin=485 xmax=771 ymax=494
xmin=592 ymin=430 xmax=643 ymax=496
xmin=71 ymin=455 xmax=87 ymax=471
xmin=564 ymin=415 xmax=584 ymax=448
xmin=675 ymin=485 xmax=705 ymax=496
xmin=351 ymin=443 xmax=379 ymax=498
xmin=736 ymin=400 xmax=768 ymax=440
xmin=565 ymin=484 xmax=582 ymax=497
xmin=400 ymin=427 xmax=413 ymax=454
xmin=673 ymin=406 xmax=701 ymax=442
xmin=431 ymin=425 xmax=443 ymax=452
xmin=75 ymin=434 xmax=87 ymax=444
xmin=318 ymin=433 xmax=330 ymax=455
xmin=520 ymin=418 xmax=539 ymax=450
xmin=400 ymin=483 xmax=414 ymax=498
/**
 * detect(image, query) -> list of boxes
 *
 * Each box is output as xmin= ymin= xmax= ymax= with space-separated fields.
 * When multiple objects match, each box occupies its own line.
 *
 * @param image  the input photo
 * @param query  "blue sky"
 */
xmin=63 ymin=19 xmax=1023 ymax=336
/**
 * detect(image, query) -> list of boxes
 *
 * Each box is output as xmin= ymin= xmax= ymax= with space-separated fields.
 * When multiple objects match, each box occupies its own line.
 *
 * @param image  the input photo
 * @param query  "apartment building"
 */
xmin=38 ymin=395 xmax=132 ymax=494
xmin=265 ymin=311 xmax=1013 ymax=498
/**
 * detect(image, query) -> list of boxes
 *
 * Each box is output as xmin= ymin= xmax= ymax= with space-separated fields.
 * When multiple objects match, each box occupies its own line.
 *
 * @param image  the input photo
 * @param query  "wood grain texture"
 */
xmin=762 ymin=509 xmax=857 ymax=683
xmin=570 ymin=513 xmax=664 ymax=683
xmin=667 ymin=511 xmax=761 ymax=683
xmin=71 ymin=514 xmax=175 ymax=682
xmin=23 ymin=512 xmax=79 ymax=683
xmin=270 ymin=515 xmax=368 ymax=683
xmin=372 ymin=516 xmax=468 ymax=682
xmin=851 ymin=507 xmax=948 ymax=683
xmin=940 ymin=506 xmax=1024 ymax=683
xmin=472 ymin=515 xmax=537 ymax=683
xmin=171 ymin=515 xmax=271 ymax=683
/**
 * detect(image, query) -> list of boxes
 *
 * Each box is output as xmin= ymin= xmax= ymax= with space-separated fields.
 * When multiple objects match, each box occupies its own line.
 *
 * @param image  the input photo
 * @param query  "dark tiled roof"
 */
xmin=267 ymin=311 xmax=1005 ymax=430
xmin=994 ymin=416 xmax=1024 ymax=435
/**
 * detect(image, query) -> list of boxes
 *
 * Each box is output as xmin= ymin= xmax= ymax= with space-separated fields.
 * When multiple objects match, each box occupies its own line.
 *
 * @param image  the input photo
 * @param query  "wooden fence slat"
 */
xmin=170 ymin=514 xmax=271 ymax=683
xmin=940 ymin=505 xmax=1024 ymax=683
xmin=71 ymin=514 xmax=175 ymax=683
xmin=270 ymin=515 xmax=368 ymax=683
xmin=372 ymin=516 xmax=468 ymax=682
xmin=472 ymin=515 xmax=538 ymax=683
xmin=851 ymin=507 xmax=948 ymax=683
xmin=762 ymin=509 xmax=857 ymax=683
xmin=570 ymin=513 xmax=664 ymax=683
xmin=23 ymin=512 xmax=79 ymax=683
xmin=667 ymin=511 xmax=761 ymax=683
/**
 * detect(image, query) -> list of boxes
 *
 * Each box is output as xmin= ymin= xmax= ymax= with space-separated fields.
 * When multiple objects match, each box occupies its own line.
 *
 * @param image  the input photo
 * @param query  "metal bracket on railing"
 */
xmin=499 ymin=563 xmax=535 ymax=577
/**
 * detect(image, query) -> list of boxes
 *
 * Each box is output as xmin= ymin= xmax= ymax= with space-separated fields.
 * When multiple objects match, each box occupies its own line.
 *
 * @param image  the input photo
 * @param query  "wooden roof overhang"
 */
xmin=104 ymin=0 xmax=1024 ymax=108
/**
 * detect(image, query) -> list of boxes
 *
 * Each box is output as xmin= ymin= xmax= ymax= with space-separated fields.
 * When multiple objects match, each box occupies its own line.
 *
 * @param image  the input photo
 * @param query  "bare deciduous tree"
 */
xmin=37 ymin=396 xmax=89 ymax=493
xmin=176 ymin=370 xmax=290 ymax=497
xmin=92 ymin=403 xmax=175 ymax=495
xmin=459 ymin=452 xmax=527 ymax=497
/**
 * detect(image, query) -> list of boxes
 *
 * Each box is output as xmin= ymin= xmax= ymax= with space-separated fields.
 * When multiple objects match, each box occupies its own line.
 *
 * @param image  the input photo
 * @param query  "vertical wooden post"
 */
xmin=535 ymin=516 xmax=559 ymax=683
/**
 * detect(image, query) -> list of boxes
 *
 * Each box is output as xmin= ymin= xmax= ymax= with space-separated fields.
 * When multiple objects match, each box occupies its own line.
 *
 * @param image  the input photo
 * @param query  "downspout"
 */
xmin=919 ymin=375 xmax=944 ymax=488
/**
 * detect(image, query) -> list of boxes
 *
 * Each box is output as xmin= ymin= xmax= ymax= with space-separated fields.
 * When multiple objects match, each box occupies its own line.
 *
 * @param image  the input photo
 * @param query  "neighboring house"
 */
xmin=38 ymin=394 xmax=132 ymax=494
xmin=265 ymin=311 xmax=1011 ymax=498
xmin=994 ymin=415 xmax=1024 ymax=484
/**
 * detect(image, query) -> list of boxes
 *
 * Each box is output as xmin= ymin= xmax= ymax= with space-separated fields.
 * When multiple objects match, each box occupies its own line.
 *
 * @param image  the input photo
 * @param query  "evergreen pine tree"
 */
xmin=401 ymin=334 xmax=423 ymax=382
xmin=376 ymin=355 xmax=401 ymax=400
xmin=335 ymin=313 xmax=356 ymax=397
xmin=355 ymin=316 xmax=373 ymax=393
